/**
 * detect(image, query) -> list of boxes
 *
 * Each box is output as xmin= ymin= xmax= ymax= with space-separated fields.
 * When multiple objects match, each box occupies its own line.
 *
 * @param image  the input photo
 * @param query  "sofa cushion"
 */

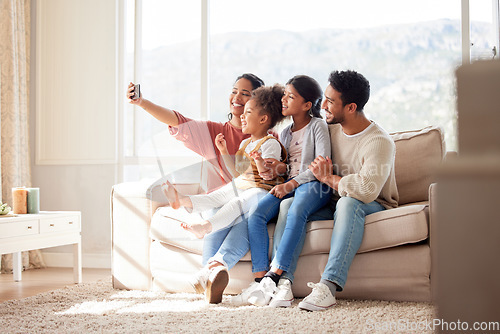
xmin=300 ymin=204 xmax=429 ymax=256
xmin=391 ymin=126 xmax=445 ymax=205
xmin=150 ymin=207 xmax=276 ymax=258
xmin=360 ymin=203 xmax=429 ymax=253
xmin=150 ymin=207 xmax=205 ymax=254
xmin=152 ymin=203 xmax=428 ymax=259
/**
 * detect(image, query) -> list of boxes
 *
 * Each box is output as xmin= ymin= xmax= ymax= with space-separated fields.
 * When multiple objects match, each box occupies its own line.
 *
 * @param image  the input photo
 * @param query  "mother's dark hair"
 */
xmin=236 ymin=73 xmax=265 ymax=90
xmin=286 ymin=75 xmax=323 ymax=118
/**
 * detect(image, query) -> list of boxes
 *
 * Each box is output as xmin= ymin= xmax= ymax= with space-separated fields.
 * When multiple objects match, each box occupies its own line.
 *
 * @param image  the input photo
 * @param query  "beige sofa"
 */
xmin=111 ymin=125 xmax=447 ymax=302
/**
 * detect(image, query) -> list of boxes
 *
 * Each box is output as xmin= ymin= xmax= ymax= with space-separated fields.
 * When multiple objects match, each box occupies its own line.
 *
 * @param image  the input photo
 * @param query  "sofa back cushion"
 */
xmin=390 ymin=126 xmax=445 ymax=205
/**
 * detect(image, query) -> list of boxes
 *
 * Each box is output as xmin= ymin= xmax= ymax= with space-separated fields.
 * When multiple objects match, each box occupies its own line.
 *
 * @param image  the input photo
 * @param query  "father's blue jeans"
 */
xmin=321 ymin=197 xmax=385 ymax=290
xmin=274 ymin=196 xmax=385 ymax=289
xmin=248 ymin=181 xmax=331 ymax=273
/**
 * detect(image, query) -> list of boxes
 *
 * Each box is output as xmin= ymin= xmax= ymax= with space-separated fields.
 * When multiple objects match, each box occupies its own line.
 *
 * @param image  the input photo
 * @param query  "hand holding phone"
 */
xmin=132 ymin=84 xmax=141 ymax=100
xmin=127 ymin=82 xmax=141 ymax=101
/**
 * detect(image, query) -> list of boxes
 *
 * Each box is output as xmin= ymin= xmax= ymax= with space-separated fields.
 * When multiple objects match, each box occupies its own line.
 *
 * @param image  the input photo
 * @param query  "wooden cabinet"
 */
xmin=0 ymin=211 xmax=82 ymax=283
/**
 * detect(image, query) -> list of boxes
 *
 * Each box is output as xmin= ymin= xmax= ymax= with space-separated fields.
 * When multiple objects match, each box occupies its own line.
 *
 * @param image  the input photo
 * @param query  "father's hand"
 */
xmin=309 ymin=156 xmax=334 ymax=184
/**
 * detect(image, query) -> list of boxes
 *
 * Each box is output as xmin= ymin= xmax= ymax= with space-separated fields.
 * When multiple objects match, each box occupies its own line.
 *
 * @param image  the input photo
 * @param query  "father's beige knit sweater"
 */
xmin=329 ymin=122 xmax=399 ymax=209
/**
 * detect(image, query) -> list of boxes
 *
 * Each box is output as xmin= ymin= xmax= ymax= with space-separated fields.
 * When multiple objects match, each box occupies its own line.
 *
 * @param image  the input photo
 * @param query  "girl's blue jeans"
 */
xmin=248 ymin=181 xmax=331 ymax=273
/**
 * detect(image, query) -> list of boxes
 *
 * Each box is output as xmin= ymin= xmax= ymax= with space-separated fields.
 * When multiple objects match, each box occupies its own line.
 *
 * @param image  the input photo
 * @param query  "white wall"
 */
xmin=30 ymin=0 xmax=119 ymax=268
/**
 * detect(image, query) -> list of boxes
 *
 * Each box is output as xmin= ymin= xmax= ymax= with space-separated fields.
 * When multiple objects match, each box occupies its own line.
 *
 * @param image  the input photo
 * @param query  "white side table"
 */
xmin=0 ymin=211 xmax=82 ymax=283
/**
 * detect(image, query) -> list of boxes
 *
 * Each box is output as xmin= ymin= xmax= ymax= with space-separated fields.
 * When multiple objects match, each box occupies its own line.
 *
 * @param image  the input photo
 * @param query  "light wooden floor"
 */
xmin=0 ymin=267 xmax=111 ymax=302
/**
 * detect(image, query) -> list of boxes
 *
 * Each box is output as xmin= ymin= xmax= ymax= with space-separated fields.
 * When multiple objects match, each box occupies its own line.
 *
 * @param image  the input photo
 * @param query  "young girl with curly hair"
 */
xmin=164 ymin=84 xmax=287 ymax=240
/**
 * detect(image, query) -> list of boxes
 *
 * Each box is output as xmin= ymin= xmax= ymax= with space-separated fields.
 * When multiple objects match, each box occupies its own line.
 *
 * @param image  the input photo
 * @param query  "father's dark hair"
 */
xmin=328 ymin=70 xmax=370 ymax=112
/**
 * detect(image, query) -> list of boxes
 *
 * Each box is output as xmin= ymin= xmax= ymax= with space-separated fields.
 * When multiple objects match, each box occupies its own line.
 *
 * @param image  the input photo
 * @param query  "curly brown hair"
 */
xmin=250 ymin=84 xmax=286 ymax=129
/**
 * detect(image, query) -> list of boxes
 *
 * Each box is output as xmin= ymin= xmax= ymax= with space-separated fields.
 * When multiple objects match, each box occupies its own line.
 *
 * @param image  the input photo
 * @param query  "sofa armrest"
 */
xmin=111 ymin=181 xmax=155 ymax=290
xmin=111 ymin=180 xmax=203 ymax=290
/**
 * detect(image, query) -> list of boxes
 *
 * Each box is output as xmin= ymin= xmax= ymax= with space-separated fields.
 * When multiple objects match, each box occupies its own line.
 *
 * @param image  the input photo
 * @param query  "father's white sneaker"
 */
xmin=228 ymin=281 xmax=260 ymax=306
xmin=248 ymin=277 xmax=278 ymax=306
xmin=298 ymin=282 xmax=336 ymax=311
xmin=269 ymin=278 xmax=294 ymax=308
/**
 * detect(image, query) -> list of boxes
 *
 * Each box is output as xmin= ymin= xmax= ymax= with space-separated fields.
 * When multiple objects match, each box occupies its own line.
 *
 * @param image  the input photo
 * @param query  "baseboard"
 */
xmin=42 ymin=252 xmax=111 ymax=269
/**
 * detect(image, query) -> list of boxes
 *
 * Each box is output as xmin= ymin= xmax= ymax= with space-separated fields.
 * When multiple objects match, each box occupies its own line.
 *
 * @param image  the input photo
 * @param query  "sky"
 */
xmin=132 ymin=0 xmax=496 ymax=50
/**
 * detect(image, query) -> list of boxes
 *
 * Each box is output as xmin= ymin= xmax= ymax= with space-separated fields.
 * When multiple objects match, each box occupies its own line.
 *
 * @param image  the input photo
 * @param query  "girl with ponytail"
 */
xmin=232 ymin=74 xmax=332 ymax=307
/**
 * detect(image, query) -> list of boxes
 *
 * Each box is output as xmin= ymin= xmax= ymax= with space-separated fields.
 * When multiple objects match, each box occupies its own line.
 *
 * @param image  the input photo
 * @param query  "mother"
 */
xmin=127 ymin=74 xmax=274 ymax=303
xmin=128 ymin=74 xmax=265 ymax=190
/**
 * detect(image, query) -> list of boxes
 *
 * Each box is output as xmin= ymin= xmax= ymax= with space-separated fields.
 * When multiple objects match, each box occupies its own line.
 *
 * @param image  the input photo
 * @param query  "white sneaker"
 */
xmin=205 ymin=266 xmax=229 ymax=304
xmin=269 ymin=278 xmax=294 ymax=308
xmin=189 ymin=266 xmax=210 ymax=294
xmin=298 ymin=282 xmax=337 ymax=311
xmin=247 ymin=277 xmax=278 ymax=306
xmin=228 ymin=281 xmax=260 ymax=306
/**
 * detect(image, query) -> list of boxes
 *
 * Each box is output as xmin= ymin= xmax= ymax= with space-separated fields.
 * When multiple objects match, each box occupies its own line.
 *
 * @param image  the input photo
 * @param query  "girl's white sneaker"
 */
xmin=247 ymin=277 xmax=278 ymax=306
xmin=269 ymin=278 xmax=294 ymax=308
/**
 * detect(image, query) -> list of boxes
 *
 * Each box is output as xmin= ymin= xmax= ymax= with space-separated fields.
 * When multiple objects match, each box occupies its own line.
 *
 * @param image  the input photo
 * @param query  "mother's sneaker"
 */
xmin=205 ymin=266 xmax=229 ymax=304
xmin=189 ymin=265 xmax=210 ymax=294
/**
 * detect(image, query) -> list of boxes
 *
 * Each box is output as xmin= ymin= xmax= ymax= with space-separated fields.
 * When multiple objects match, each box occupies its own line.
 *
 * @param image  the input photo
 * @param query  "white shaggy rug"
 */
xmin=0 ymin=278 xmax=436 ymax=333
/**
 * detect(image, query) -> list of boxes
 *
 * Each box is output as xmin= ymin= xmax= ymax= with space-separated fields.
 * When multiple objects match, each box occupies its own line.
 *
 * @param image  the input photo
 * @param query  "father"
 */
xmin=296 ymin=70 xmax=399 ymax=311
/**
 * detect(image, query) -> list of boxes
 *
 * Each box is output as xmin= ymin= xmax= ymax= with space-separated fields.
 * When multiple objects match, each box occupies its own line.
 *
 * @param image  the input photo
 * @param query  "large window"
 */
xmin=123 ymin=0 xmax=202 ymax=182
xmin=122 ymin=0 xmax=499 ymax=182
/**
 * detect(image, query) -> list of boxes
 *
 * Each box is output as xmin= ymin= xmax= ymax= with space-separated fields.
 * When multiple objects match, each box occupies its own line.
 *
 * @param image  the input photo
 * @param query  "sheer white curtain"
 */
xmin=0 ymin=0 xmax=45 ymax=273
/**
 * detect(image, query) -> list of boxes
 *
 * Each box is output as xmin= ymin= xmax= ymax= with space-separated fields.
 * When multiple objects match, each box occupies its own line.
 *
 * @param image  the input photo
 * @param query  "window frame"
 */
xmin=117 ymin=0 xmax=500 ymax=183
xmin=461 ymin=0 xmax=500 ymax=64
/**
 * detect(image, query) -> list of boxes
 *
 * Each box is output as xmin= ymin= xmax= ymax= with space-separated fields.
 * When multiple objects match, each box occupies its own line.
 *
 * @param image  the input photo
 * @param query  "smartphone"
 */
xmin=132 ymin=84 xmax=141 ymax=100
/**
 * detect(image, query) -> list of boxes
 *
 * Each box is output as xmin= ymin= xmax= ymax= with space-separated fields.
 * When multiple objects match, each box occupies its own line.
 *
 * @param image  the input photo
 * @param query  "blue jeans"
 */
xmin=202 ymin=218 xmax=249 ymax=269
xmin=321 ymin=197 xmax=385 ymax=290
xmin=248 ymin=181 xmax=331 ymax=273
xmin=201 ymin=205 xmax=254 ymax=269
xmin=272 ymin=198 xmax=334 ymax=282
xmin=274 ymin=196 xmax=385 ymax=288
